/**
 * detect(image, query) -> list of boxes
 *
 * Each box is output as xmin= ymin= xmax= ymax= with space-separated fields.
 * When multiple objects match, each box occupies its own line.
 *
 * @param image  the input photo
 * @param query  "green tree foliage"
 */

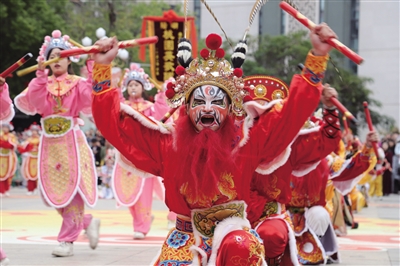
xmin=241 ymin=31 xmax=395 ymax=133
xmin=63 ymin=0 xmax=178 ymax=69
xmin=0 ymin=0 xmax=68 ymax=97
xmin=0 ymin=0 xmax=179 ymax=97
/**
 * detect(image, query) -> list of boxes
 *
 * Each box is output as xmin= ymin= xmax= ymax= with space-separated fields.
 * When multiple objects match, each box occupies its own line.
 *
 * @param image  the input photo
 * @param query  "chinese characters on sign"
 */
xmin=140 ymin=10 xmax=197 ymax=86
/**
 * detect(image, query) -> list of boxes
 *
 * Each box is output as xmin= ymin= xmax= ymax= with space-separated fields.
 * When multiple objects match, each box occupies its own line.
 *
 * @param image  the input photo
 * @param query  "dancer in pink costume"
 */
xmin=14 ymin=30 xmax=100 ymax=257
xmin=18 ymin=123 xmax=41 ymax=195
xmin=0 ymin=76 xmax=13 ymax=266
xmin=0 ymin=120 xmax=17 ymax=197
xmin=112 ymin=63 xmax=175 ymax=239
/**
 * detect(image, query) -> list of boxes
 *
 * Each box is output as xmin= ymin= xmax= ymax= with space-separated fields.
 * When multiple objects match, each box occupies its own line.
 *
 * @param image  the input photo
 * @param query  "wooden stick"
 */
xmin=280 ymin=1 xmax=363 ymax=65
xmin=363 ymin=101 xmax=379 ymax=160
xmin=17 ymin=36 xmax=159 ymax=77
xmin=16 ymin=57 xmax=60 ymax=77
xmin=68 ymin=38 xmax=84 ymax=48
xmin=160 ymin=107 xmax=178 ymax=123
xmin=1 ymin=53 xmax=33 ymax=78
xmin=330 ymin=97 xmax=358 ymax=124
xmin=60 ymin=36 xmax=159 ymax=58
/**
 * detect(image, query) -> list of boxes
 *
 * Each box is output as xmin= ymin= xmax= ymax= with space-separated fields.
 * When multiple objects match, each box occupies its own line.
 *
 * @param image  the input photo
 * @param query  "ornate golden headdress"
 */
xmin=165 ymin=34 xmax=247 ymax=116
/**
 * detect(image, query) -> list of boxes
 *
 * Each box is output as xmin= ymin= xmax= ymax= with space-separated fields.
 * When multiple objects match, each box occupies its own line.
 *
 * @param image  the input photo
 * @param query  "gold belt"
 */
xmin=42 ymin=116 xmax=73 ymax=135
xmin=262 ymin=201 xmax=286 ymax=218
xmin=192 ymin=201 xmax=245 ymax=238
xmin=0 ymin=148 xmax=10 ymax=155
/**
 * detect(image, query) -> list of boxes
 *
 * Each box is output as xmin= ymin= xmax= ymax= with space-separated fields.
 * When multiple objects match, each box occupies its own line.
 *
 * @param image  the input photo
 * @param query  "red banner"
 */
xmin=140 ymin=10 xmax=197 ymax=85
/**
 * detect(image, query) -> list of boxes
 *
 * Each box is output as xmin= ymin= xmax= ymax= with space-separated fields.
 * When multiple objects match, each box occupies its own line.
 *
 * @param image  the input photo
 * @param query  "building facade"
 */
xmin=162 ymin=0 xmax=399 ymax=131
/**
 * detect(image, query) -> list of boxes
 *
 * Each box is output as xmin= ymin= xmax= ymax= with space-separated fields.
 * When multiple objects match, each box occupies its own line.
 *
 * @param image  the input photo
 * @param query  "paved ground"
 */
xmin=1 ymin=187 xmax=399 ymax=265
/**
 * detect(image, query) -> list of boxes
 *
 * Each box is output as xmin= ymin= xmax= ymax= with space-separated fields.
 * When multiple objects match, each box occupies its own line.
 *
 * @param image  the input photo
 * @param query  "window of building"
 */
xmin=350 ymin=0 xmax=360 ymax=73
xmin=194 ymin=0 xmax=201 ymax=34
xmin=319 ymin=0 xmax=325 ymax=23
xmin=280 ymin=9 xmax=286 ymax=34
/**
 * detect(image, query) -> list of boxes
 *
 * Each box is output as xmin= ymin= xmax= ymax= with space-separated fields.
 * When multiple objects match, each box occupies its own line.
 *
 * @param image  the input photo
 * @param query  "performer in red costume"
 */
xmin=91 ymin=22 xmax=336 ymax=265
xmin=287 ymin=131 xmax=377 ymax=265
xmin=247 ymin=82 xmax=342 ymax=266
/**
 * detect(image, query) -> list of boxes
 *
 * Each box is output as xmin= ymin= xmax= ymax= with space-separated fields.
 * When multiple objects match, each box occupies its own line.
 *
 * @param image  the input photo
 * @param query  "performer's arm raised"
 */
xmin=91 ymin=37 xmax=166 ymax=177
xmin=25 ymin=59 xmax=51 ymax=112
xmin=248 ymin=24 xmax=336 ymax=166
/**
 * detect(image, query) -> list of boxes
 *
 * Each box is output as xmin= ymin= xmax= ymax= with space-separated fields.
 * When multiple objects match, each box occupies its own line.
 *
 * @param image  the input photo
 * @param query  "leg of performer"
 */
xmin=375 ymin=174 xmax=383 ymax=198
xmin=215 ymin=229 xmax=265 ymax=265
xmin=53 ymin=194 xmax=85 ymax=257
xmin=368 ymin=179 xmax=376 ymax=197
xmin=256 ymin=219 xmax=288 ymax=265
xmin=0 ymin=248 xmax=9 ymax=265
xmin=27 ymin=180 xmax=35 ymax=193
xmin=0 ymin=180 xmax=7 ymax=195
xmin=53 ymin=193 xmax=100 ymax=256
xmin=129 ymin=177 xmax=154 ymax=239
xmin=83 ymin=213 xmax=100 ymax=250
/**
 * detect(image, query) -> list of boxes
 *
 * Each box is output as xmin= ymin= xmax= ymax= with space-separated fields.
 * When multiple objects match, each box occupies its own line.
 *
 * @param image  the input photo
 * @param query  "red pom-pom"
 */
xmin=243 ymin=95 xmax=253 ymax=102
xmin=215 ymin=48 xmax=225 ymax=58
xmin=205 ymin=33 xmax=222 ymax=50
xmin=165 ymin=88 xmax=175 ymax=99
xmin=200 ymin=49 xmax=210 ymax=59
xmin=233 ymin=68 xmax=243 ymax=77
xmin=175 ymin=65 xmax=185 ymax=75
xmin=166 ymin=82 xmax=174 ymax=90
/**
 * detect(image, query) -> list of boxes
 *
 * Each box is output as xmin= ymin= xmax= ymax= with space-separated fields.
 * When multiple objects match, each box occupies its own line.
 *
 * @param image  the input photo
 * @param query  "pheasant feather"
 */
xmin=243 ymin=0 xmax=269 ymax=40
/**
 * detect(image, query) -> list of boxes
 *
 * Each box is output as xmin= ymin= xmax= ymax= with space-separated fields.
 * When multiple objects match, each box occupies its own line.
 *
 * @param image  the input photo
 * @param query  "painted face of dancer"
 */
xmin=31 ymin=129 xmax=40 ymax=138
xmin=127 ymin=80 xmax=143 ymax=100
xmin=188 ymin=85 xmax=230 ymax=132
xmin=48 ymin=48 xmax=71 ymax=77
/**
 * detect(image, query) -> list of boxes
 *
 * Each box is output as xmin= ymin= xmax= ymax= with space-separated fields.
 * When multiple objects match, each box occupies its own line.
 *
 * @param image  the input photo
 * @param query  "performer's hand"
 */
xmin=92 ymin=37 xmax=119 ymax=65
xmin=321 ymin=83 xmax=338 ymax=108
xmin=0 ymin=77 xmax=5 ymax=86
xmin=38 ymin=57 xmax=45 ymax=71
xmin=310 ymin=23 xmax=338 ymax=56
xmin=365 ymin=131 xmax=378 ymax=148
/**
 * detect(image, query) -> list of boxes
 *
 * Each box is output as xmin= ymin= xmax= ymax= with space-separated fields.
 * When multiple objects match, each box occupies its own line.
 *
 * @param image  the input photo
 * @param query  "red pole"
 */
xmin=280 ymin=1 xmax=363 ymax=65
xmin=363 ymin=101 xmax=379 ymax=160
xmin=0 ymin=53 xmax=33 ymax=78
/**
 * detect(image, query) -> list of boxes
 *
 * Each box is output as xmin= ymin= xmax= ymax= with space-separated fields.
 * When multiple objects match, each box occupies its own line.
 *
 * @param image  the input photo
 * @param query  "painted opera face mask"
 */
xmin=188 ymin=85 xmax=230 ymax=132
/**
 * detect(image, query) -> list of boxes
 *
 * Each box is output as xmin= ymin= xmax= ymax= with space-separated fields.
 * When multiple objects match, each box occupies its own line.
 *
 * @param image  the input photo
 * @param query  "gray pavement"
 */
xmin=0 ymin=187 xmax=399 ymax=265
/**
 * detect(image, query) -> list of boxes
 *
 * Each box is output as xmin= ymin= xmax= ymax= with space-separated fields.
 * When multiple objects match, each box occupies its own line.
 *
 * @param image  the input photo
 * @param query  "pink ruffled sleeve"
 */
xmin=76 ymin=60 xmax=94 ymax=109
xmin=26 ymin=70 xmax=51 ymax=113
xmin=0 ymin=83 xmax=14 ymax=122
xmin=0 ymin=83 xmax=12 ymax=106
xmin=151 ymin=91 xmax=170 ymax=120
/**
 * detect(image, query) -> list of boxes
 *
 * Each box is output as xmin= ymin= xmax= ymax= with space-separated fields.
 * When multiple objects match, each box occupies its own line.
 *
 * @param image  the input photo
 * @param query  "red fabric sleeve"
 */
xmin=290 ymin=128 xmax=341 ymax=168
xmin=91 ymin=64 xmax=167 ymax=177
xmin=331 ymin=147 xmax=374 ymax=182
xmin=0 ymin=139 xmax=14 ymax=149
xmin=250 ymin=75 xmax=322 ymax=164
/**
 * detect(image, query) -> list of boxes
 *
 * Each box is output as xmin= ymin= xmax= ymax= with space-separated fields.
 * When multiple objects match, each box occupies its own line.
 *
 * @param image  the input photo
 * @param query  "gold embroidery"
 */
xmin=120 ymin=168 xmax=140 ymax=199
xmin=218 ymin=172 xmax=237 ymax=201
xmin=41 ymin=134 xmax=76 ymax=203
xmin=47 ymin=75 xmax=80 ymax=97
xmin=180 ymin=182 xmax=219 ymax=207
xmin=65 ymin=205 xmax=84 ymax=225
xmin=263 ymin=174 xmax=281 ymax=200
xmin=303 ymin=51 xmax=329 ymax=76
xmin=192 ymin=202 xmax=245 ymax=238
xmin=157 ymin=230 xmax=195 ymax=263
xmin=76 ymin=133 xmax=95 ymax=203
xmin=296 ymin=231 xmax=324 ymax=264
xmin=43 ymin=117 xmax=72 ymax=135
